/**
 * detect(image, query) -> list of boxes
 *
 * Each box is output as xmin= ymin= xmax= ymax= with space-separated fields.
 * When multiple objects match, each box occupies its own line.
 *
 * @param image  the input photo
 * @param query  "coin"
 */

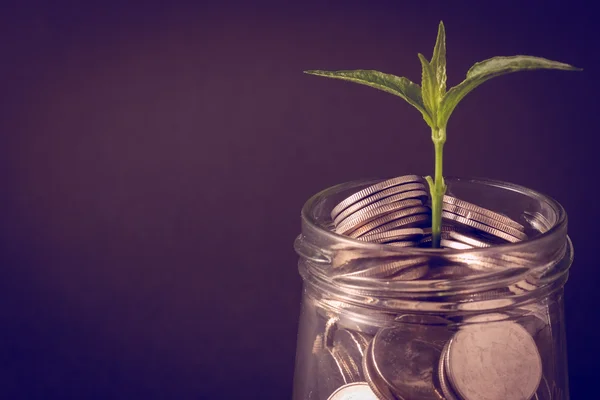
xmin=334 ymin=185 xmax=428 ymax=226
xmin=422 ymin=224 xmax=470 ymax=235
xmin=334 ymin=328 xmax=370 ymax=361
xmin=438 ymin=340 xmax=459 ymax=400
xmin=333 ymin=328 xmax=371 ymax=377
xmin=371 ymin=326 xmax=446 ymax=400
xmin=443 ymin=203 xmax=528 ymax=239
xmin=328 ymin=344 xmax=361 ymax=383
xmin=388 ymin=264 xmax=430 ymax=280
xmin=385 ymin=240 xmax=420 ymax=247
xmin=331 ymin=175 xmax=425 ymax=220
xmin=348 ymin=206 xmax=430 ymax=238
xmin=443 ymin=195 xmax=525 ymax=231
xmin=327 ymin=382 xmax=379 ymax=400
xmin=336 ymin=199 xmax=423 ymax=235
xmin=362 ymin=339 xmax=396 ymax=400
xmin=442 ymin=211 xmax=524 ymax=243
xmin=446 ymin=320 xmax=542 ymax=400
xmin=333 ymin=256 xmax=430 ymax=280
xmin=359 ymin=228 xmax=424 ymax=243
xmin=447 ymin=230 xmax=494 ymax=248
xmin=360 ymin=214 xmax=431 ymax=237
xmin=440 ymin=239 xmax=474 ymax=250
xmin=418 ymin=230 xmax=453 ymax=246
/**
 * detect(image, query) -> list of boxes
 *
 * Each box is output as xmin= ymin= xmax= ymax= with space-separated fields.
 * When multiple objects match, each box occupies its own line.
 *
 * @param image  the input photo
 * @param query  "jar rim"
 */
xmin=298 ymin=176 xmax=571 ymax=309
xmin=301 ymin=176 xmax=567 ymax=256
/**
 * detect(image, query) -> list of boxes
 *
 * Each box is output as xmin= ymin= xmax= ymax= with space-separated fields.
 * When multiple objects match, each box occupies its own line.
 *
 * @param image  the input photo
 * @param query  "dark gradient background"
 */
xmin=1 ymin=1 xmax=598 ymax=399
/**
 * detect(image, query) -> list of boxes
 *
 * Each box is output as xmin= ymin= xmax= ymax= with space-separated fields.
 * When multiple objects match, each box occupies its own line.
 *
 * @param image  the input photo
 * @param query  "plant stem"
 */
xmin=430 ymin=127 xmax=446 ymax=248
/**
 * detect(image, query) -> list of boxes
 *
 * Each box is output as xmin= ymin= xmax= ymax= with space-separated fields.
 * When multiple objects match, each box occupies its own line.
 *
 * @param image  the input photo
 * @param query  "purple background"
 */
xmin=1 ymin=1 xmax=597 ymax=398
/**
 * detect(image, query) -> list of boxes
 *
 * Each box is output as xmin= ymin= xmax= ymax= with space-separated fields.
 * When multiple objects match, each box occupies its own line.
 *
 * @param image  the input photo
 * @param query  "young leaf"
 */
xmin=304 ymin=22 xmax=581 ymax=248
xmin=304 ymin=69 xmax=432 ymax=125
xmin=417 ymin=54 xmax=438 ymax=125
xmin=439 ymin=56 xmax=581 ymax=126
xmin=430 ymin=21 xmax=447 ymax=97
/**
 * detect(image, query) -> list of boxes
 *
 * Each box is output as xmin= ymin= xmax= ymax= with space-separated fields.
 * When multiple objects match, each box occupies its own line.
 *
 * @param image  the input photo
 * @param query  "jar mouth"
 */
xmin=301 ymin=176 xmax=567 ymax=257
xmin=297 ymin=176 xmax=571 ymax=303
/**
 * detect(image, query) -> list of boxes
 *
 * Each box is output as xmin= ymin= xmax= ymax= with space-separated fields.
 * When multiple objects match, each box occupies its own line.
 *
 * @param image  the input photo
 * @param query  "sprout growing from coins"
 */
xmin=305 ymin=21 xmax=580 ymax=247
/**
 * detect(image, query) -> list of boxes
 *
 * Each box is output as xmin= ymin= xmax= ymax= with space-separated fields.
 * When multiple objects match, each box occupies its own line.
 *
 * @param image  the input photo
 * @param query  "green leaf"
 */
xmin=304 ymin=69 xmax=432 ymax=125
xmin=439 ymin=56 xmax=581 ymax=126
xmin=417 ymin=54 xmax=438 ymax=125
xmin=430 ymin=21 xmax=447 ymax=97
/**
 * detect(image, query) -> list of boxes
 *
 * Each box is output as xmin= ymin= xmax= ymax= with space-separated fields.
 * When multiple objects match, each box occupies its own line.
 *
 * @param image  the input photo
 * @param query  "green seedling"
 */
xmin=305 ymin=21 xmax=580 ymax=247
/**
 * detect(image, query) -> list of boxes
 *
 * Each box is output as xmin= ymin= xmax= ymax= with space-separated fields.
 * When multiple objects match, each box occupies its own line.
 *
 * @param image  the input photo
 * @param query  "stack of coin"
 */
xmin=440 ymin=195 xmax=527 ymax=244
xmin=331 ymin=175 xmax=527 ymax=250
xmin=331 ymin=175 xmax=431 ymax=243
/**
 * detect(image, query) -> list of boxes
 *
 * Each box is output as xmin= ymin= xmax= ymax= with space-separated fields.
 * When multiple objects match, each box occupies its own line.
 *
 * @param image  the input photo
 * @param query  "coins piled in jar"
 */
xmin=314 ymin=175 xmax=551 ymax=400
xmin=331 ymin=174 xmax=527 ymax=248
xmin=318 ymin=312 xmax=549 ymax=400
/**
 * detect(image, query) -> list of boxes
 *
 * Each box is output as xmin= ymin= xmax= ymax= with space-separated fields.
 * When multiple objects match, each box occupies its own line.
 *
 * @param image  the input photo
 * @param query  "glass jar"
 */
xmin=292 ymin=177 xmax=572 ymax=400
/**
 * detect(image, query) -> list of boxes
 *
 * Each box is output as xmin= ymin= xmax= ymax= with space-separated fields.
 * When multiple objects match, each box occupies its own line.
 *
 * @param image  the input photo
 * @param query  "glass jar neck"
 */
xmin=295 ymin=177 xmax=572 ymax=315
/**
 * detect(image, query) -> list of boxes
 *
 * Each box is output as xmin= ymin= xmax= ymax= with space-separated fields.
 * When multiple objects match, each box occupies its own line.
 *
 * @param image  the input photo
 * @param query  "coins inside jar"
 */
xmin=314 ymin=300 xmax=550 ymax=400
xmin=329 ymin=175 xmax=530 ymax=266
xmin=310 ymin=175 xmax=553 ymax=400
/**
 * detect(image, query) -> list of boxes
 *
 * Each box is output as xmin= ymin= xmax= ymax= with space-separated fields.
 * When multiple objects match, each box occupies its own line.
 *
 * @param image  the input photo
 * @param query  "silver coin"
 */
xmin=443 ymin=203 xmax=527 ymax=240
xmin=385 ymin=240 xmax=420 ymax=248
xmin=334 ymin=328 xmax=371 ymax=361
xmin=371 ymin=326 xmax=446 ymax=400
xmin=387 ymin=264 xmax=430 ymax=280
xmin=442 ymin=211 xmax=523 ymax=243
xmin=348 ymin=206 xmax=430 ymax=238
xmin=327 ymin=382 xmax=379 ymax=400
xmin=418 ymin=230 xmax=453 ymax=246
xmin=359 ymin=228 xmax=424 ymax=243
xmin=523 ymin=210 xmax=551 ymax=233
xmin=333 ymin=328 xmax=371 ymax=377
xmin=443 ymin=195 xmax=525 ymax=232
xmin=422 ymin=224 xmax=470 ymax=235
xmin=333 ymin=256 xmax=430 ymax=280
xmin=446 ymin=320 xmax=542 ymax=400
xmin=336 ymin=199 xmax=423 ymax=235
xmin=440 ymin=239 xmax=475 ymax=250
xmin=331 ymin=175 xmax=425 ymax=220
xmin=446 ymin=251 xmax=533 ymax=272
xmin=334 ymin=185 xmax=428 ymax=226
xmin=447 ymin=230 xmax=494 ymax=248
xmin=420 ymin=231 xmax=489 ymax=249
xmin=438 ymin=340 xmax=459 ymax=400
xmin=362 ymin=339 xmax=396 ymax=400
xmin=329 ymin=344 xmax=361 ymax=383
xmin=361 ymin=214 xmax=431 ymax=237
